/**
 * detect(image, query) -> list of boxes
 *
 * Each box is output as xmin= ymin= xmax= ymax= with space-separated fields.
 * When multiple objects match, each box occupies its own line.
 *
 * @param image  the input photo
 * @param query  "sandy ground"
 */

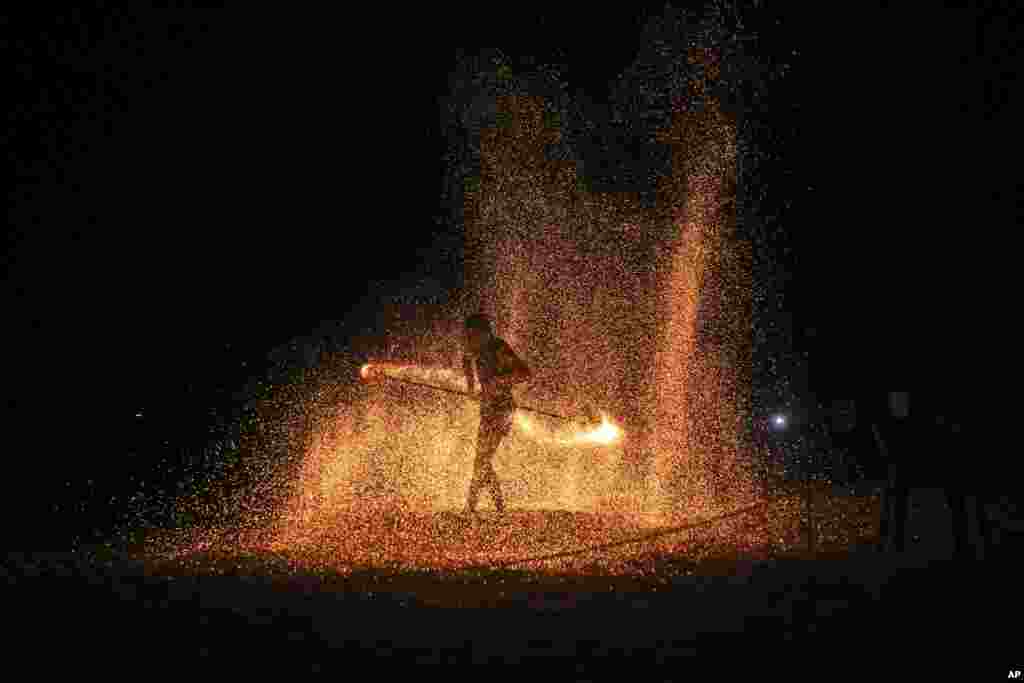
xmin=6 ymin=488 xmax=1019 ymax=674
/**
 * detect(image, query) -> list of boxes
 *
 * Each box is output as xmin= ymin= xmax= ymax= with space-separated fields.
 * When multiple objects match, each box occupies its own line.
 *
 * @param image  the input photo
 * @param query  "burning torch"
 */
xmin=360 ymin=362 xmax=622 ymax=445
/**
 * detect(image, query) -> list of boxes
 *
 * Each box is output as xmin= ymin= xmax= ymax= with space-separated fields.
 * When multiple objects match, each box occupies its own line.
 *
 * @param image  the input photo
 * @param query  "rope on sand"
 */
xmin=477 ymin=498 xmax=782 ymax=570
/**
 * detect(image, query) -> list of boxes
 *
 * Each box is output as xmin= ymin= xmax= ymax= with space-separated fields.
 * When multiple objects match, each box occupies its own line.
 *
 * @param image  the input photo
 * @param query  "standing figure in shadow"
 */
xmin=462 ymin=313 xmax=532 ymax=519
xmin=873 ymin=390 xmax=914 ymax=553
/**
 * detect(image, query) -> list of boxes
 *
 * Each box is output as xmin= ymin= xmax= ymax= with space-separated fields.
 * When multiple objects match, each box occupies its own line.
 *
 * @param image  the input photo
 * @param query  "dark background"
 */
xmin=5 ymin=5 xmax=1012 ymax=547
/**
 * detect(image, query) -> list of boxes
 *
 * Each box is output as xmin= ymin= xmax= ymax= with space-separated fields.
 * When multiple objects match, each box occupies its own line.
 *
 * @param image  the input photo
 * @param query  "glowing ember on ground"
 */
xmin=131 ymin=487 xmax=880 ymax=589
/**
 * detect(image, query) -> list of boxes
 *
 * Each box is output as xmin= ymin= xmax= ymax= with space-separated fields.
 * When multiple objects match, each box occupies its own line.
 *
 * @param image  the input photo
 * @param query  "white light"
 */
xmin=772 ymin=414 xmax=787 ymax=429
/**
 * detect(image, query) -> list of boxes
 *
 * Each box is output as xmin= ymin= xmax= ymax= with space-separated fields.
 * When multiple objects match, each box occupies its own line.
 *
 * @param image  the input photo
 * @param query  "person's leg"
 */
xmin=889 ymin=483 xmax=910 ymax=552
xmin=465 ymin=445 xmax=486 ymax=514
xmin=878 ymin=483 xmax=894 ymax=552
xmin=946 ymin=488 xmax=969 ymax=559
xmin=485 ymin=412 xmax=513 ymax=513
xmin=974 ymin=492 xmax=993 ymax=559
xmin=466 ymin=412 xmax=507 ymax=513
xmin=483 ymin=458 xmax=505 ymax=514
xmin=465 ymin=426 xmax=485 ymax=514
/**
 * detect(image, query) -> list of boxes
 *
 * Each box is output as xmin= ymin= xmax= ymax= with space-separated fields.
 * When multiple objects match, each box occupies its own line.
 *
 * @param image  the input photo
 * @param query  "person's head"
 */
xmin=465 ymin=313 xmax=492 ymax=353
xmin=888 ymin=391 xmax=910 ymax=419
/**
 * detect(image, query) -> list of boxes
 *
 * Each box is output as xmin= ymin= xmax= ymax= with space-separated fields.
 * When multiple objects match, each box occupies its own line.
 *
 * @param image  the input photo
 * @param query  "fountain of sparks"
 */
xmin=256 ymin=354 xmax=638 ymax=569
xmin=457 ymin=77 xmax=759 ymax=531
xmin=129 ymin=53 xmax=842 ymax=582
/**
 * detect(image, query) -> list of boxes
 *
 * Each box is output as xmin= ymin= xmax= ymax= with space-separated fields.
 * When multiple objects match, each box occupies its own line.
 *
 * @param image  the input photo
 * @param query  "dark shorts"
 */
xmin=480 ymin=396 xmax=515 ymax=421
xmin=478 ymin=404 xmax=514 ymax=448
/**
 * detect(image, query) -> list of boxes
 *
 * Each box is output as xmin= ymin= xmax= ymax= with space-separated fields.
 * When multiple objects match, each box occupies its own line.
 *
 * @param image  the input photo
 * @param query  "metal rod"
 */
xmin=804 ymin=441 xmax=816 ymax=556
xmin=367 ymin=372 xmax=578 ymax=423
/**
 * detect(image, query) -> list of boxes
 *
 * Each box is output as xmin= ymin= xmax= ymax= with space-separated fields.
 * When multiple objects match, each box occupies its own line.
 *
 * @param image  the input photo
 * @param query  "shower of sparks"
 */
xmin=99 ymin=57 xmax=881 ymax=598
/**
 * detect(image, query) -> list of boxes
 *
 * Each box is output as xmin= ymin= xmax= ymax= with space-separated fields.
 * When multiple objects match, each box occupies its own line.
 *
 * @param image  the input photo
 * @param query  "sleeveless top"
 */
xmin=469 ymin=337 xmax=518 ymax=414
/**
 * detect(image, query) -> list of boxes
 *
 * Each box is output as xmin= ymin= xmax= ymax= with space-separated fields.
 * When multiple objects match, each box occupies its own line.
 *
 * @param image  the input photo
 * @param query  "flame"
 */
xmin=563 ymin=413 xmax=623 ymax=446
xmin=360 ymin=363 xmax=372 ymax=379
xmin=586 ymin=414 xmax=624 ymax=445
xmin=514 ymin=411 xmax=623 ymax=447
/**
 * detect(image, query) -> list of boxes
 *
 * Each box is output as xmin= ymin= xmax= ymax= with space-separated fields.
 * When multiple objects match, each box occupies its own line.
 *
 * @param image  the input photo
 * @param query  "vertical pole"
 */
xmin=872 ymin=421 xmax=890 ymax=553
xmin=805 ymin=438 xmax=816 ymax=556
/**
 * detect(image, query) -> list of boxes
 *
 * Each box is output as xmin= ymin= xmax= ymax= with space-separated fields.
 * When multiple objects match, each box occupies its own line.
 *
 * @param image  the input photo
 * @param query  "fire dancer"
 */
xmin=462 ymin=313 xmax=532 ymax=518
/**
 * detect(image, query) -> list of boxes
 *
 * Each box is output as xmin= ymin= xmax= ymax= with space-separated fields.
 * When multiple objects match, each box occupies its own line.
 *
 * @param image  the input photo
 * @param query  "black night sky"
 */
xmin=6 ymin=6 xmax=1010 ymax=545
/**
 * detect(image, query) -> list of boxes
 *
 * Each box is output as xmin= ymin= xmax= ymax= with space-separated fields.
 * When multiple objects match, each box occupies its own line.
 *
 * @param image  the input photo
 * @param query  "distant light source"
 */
xmin=771 ymin=414 xmax=788 ymax=430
